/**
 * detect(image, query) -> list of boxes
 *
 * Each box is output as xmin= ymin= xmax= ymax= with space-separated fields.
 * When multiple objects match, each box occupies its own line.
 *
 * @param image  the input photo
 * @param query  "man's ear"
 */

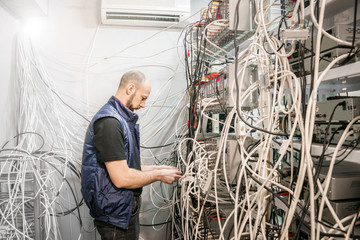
xmin=126 ymin=83 xmax=136 ymax=95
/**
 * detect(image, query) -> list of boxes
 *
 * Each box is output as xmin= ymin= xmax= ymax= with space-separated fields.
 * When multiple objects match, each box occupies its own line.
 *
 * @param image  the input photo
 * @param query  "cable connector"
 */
xmin=280 ymin=28 xmax=309 ymax=41
xmin=236 ymin=119 xmax=246 ymax=138
xmin=260 ymin=73 xmax=270 ymax=88
xmin=279 ymin=140 xmax=290 ymax=155
xmin=202 ymin=171 xmax=214 ymax=193
xmin=180 ymin=175 xmax=195 ymax=185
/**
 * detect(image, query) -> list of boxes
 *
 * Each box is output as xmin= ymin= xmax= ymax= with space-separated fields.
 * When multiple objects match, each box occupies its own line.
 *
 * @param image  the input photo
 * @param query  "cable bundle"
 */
xmin=177 ymin=0 xmax=360 ymax=239
xmin=0 ymin=33 xmax=87 ymax=239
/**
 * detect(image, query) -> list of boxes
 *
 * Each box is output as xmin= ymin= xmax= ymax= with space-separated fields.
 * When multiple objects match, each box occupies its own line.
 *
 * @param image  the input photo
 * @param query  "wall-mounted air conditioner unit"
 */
xmin=101 ymin=0 xmax=191 ymax=28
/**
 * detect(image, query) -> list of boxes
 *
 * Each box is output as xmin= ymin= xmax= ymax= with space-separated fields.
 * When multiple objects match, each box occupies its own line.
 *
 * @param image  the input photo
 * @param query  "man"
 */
xmin=81 ymin=70 xmax=182 ymax=240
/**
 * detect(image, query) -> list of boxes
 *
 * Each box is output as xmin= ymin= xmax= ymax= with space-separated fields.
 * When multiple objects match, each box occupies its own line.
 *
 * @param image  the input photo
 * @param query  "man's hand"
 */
xmin=157 ymin=168 xmax=182 ymax=184
xmin=106 ymin=161 xmax=182 ymax=188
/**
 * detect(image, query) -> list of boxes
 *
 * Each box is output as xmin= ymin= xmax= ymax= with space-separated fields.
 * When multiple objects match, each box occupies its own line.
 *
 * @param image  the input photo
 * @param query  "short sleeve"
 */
xmin=93 ymin=117 xmax=127 ymax=163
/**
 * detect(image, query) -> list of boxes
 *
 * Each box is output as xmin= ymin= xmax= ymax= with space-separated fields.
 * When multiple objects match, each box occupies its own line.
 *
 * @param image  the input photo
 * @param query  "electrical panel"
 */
xmin=289 ymin=24 xmax=360 ymax=75
xmin=319 ymin=161 xmax=360 ymax=201
xmin=315 ymin=97 xmax=360 ymax=122
xmin=313 ymin=122 xmax=360 ymax=146
xmin=323 ymin=199 xmax=360 ymax=224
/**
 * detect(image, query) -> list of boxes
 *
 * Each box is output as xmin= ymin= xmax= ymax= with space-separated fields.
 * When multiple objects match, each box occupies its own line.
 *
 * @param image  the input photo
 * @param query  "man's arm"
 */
xmin=141 ymin=164 xmax=177 ymax=171
xmin=105 ymin=160 xmax=182 ymax=189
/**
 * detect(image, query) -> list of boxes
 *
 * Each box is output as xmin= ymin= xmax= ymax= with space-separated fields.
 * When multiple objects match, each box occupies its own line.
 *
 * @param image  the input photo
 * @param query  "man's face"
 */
xmin=127 ymin=83 xmax=151 ymax=111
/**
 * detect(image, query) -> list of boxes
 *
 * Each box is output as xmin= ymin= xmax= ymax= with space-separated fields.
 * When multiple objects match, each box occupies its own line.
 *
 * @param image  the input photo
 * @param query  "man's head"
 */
xmin=115 ymin=70 xmax=151 ymax=111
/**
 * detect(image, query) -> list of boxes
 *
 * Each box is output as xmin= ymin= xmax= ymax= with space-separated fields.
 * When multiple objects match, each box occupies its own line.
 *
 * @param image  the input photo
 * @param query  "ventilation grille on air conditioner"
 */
xmin=101 ymin=0 xmax=190 ymax=28
xmin=106 ymin=12 xmax=181 ymax=23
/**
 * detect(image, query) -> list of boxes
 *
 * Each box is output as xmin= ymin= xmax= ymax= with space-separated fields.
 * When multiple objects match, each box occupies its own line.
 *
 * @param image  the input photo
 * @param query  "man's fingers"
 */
xmin=159 ymin=169 xmax=183 ymax=184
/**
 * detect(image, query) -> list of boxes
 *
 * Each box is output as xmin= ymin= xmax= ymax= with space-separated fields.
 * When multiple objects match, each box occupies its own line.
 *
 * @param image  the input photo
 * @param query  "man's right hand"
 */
xmin=105 ymin=161 xmax=183 ymax=188
xmin=157 ymin=168 xmax=182 ymax=184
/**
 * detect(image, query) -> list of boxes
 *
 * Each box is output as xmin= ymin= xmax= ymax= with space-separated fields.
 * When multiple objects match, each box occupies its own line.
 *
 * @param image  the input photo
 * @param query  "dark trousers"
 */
xmin=95 ymin=196 xmax=141 ymax=240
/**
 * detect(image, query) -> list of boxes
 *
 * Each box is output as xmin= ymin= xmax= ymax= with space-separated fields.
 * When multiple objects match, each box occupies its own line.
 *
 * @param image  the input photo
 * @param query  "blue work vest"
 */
xmin=81 ymin=96 xmax=140 ymax=229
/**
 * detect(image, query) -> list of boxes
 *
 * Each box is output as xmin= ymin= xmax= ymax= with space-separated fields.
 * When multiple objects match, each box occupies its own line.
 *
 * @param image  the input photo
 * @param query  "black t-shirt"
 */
xmin=93 ymin=117 xmax=142 ymax=196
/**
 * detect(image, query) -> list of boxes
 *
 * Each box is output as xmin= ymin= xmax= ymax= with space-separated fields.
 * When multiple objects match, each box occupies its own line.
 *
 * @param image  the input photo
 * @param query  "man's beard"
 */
xmin=126 ymin=92 xmax=136 ymax=111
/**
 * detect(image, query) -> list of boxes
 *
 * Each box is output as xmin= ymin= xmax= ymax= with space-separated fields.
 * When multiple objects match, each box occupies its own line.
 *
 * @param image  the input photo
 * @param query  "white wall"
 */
xmin=0 ymin=6 xmax=19 ymax=146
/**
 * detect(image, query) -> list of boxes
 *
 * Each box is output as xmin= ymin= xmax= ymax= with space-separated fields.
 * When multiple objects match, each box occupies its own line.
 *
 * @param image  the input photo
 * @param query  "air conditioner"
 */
xmin=101 ymin=0 xmax=191 ymax=28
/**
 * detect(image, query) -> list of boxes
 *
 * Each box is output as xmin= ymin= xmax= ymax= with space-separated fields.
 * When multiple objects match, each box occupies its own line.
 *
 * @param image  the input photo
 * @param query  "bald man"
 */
xmin=81 ymin=70 xmax=182 ymax=240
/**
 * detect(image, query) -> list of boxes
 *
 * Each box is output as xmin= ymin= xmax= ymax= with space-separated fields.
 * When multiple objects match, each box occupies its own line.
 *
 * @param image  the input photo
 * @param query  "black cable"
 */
xmin=302 ymin=45 xmax=349 ymax=62
xmin=294 ymin=101 xmax=345 ymax=240
xmin=140 ymin=142 xmax=175 ymax=149
xmin=297 ymin=41 xmax=307 ymax=118
xmin=186 ymin=20 xmax=209 ymax=163
xmin=333 ymin=134 xmax=360 ymax=165
xmin=140 ymin=220 xmax=172 ymax=227
xmin=255 ymin=198 xmax=272 ymax=239
xmin=33 ymin=66 xmax=90 ymax=123
xmin=263 ymin=36 xmax=285 ymax=55
xmin=1 ymin=132 xmax=45 ymax=151
xmin=309 ymin=0 xmax=320 ymax=107
xmin=263 ymin=33 xmax=286 ymax=55
xmin=35 ymin=150 xmax=81 ymax=178
xmin=323 ymin=124 xmax=346 ymax=152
